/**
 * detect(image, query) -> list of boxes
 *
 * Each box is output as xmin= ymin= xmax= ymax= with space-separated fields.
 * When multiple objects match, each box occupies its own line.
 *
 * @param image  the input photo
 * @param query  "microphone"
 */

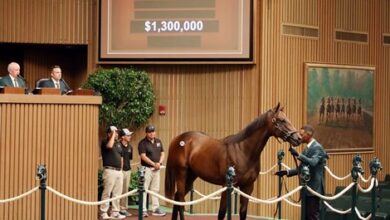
xmin=17 ymin=74 xmax=32 ymax=94
xmin=60 ymin=78 xmax=72 ymax=95
xmin=17 ymin=74 xmax=26 ymax=83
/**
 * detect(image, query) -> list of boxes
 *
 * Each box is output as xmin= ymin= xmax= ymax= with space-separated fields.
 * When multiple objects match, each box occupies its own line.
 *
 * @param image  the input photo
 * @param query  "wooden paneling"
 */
xmin=282 ymin=0 xmax=318 ymax=26
xmin=0 ymin=0 xmax=91 ymax=44
xmin=101 ymin=0 xmax=389 ymax=218
xmin=0 ymin=0 xmax=389 ymax=219
xmin=256 ymin=0 xmax=387 ymax=218
xmin=0 ymin=95 xmax=101 ymax=220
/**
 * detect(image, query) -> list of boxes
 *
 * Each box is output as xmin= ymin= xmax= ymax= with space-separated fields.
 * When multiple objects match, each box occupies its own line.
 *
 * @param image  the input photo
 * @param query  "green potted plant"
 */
xmin=84 ymin=67 xmax=155 ymax=201
xmin=83 ymin=67 xmax=155 ymax=129
xmin=128 ymin=171 xmax=140 ymax=205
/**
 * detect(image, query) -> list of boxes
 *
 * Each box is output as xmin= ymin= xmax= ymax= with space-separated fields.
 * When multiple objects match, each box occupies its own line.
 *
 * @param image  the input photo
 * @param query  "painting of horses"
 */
xmin=304 ymin=63 xmax=374 ymax=152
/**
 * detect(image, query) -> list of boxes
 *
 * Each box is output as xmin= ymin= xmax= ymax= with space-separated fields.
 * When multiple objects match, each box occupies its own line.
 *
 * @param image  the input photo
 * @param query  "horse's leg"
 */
xmin=172 ymin=192 xmax=179 ymax=220
xmin=217 ymin=191 xmax=228 ymax=220
xmin=239 ymin=184 xmax=254 ymax=220
xmin=171 ymin=169 xmax=189 ymax=220
xmin=179 ymin=172 xmax=197 ymax=220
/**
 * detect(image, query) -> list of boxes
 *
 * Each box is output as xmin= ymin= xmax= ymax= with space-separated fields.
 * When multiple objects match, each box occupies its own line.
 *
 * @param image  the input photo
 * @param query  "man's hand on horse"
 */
xmin=274 ymin=170 xmax=288 ymax=177
xmin=289 ymin=147 xmax=299 ymax=157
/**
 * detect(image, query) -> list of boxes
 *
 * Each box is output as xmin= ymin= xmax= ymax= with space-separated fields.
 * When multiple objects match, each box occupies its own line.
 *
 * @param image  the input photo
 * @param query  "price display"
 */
xmin=100 ymin=0 xmax=252 ymax=61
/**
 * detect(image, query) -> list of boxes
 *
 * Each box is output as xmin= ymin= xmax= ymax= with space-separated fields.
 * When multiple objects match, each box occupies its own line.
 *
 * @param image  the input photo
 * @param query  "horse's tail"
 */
xmin=165 ymin=137 xmax=179 ymax=200
xmin=164 ymin=162 xmax=176 ymax=199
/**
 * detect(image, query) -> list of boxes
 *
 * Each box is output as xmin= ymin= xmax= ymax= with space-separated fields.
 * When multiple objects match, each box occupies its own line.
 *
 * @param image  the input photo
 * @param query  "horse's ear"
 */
xmin=273 ymin=102 xmax=281 ymax=113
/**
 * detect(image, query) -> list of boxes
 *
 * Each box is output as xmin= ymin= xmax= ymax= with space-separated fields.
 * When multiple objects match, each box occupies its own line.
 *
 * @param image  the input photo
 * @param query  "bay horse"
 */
xmin=165 ymin=103 xmax=302 ymax=220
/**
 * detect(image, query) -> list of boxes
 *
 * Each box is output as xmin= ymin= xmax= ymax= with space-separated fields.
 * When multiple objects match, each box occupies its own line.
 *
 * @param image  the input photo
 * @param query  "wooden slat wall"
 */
xmin=0 ymin=0 xmax=91 ymax=44
xmin=256 ymin=0 xmax=388 ymax=218
xmin=0 ymin=0 xmax=389 ymax=219
xmin=96 ymin=0 xmax=390 ymax=218
xmin=0 ymin=96 xmax=100 ymax=220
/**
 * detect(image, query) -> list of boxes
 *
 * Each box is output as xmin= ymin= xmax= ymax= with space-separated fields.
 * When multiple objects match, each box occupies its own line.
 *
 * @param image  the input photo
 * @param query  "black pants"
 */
xmin=305 ymin=196 xmax=320 ymax=220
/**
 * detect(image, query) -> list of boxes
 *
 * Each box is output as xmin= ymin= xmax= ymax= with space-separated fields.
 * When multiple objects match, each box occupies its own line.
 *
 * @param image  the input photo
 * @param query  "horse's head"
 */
xmin=269 ymin=103 xmax=302 ymax=146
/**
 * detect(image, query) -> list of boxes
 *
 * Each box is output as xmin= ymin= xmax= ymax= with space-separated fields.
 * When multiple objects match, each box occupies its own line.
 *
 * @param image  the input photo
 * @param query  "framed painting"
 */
xmin=304 ymin=63 xmax=374 ymax=153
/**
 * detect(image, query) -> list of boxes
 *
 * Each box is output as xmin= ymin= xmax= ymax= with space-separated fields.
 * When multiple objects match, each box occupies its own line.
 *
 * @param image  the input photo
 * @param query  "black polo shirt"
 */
xmin=120 ymin=142 xmax=133 ymax=171
xmin=101 ymin=140 xmax=122 ymax=168
xmin=138 ymin=137 xmax=164 ymax=167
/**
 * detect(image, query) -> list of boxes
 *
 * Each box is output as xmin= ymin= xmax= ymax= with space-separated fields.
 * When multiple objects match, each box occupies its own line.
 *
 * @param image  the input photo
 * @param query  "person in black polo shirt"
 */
xmin=138 ymin=125 xmax=166 ymax=217
xmin=118 ymin=128 xmax=133 ymax=217
xmin=100 ymin=126 xmax=125 ymax=220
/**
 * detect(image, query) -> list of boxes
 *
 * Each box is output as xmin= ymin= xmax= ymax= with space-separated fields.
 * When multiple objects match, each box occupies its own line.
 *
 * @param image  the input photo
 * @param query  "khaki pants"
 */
xmin=143 ymin=167 xmax=160 ymax=211
xmin=100 ymin=168 xmax=123 ymax=213
xmin=120 ymin=170 xmax=131 ymax=210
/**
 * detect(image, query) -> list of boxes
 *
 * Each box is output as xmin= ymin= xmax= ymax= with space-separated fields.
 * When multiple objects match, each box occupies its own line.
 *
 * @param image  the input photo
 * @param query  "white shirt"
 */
xmin=52 ymin=79 xmax=60 ymax=88
xmin=307 ymin=138 xmax=316 ymax=149
xmin=10 ymin=75 xmax=18 ymax=87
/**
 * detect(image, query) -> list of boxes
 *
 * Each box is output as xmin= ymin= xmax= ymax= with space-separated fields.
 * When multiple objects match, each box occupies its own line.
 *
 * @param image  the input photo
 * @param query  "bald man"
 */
xmin=0 ymin=62 xmax=26 ymax=88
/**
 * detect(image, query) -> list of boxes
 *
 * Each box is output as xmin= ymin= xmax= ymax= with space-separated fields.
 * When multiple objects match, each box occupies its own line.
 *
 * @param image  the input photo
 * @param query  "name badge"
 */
xmin=156 ymin=143 xmax=161 ymax=147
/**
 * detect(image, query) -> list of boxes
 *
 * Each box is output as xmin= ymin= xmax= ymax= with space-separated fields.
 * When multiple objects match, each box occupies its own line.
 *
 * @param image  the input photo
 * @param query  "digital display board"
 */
xmin=99 ymin=0 xmax=253 ymax=62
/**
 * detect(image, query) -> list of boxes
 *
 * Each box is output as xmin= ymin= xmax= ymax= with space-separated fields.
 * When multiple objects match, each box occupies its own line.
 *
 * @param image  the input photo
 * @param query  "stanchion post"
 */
xmin=351 ymin=154 xmax=363 ymax=220
xmin=189 ymin=186 xmax=194 ymax=214
xmin=226 ymin=166 xmax=235 ymax=220
xmin=300 ymin=165 xmax=310 ymax=220
xmin=36 ymin=164 xmax=47 ymax=220
xmin=277 ymin=149 xmax=285 ymax=220
xmin=138 ymin=167 xmax=145 ymax=220
xmin=234 ymin=191 xmax=238 ymax=215
xmin=369 ymin=157 xmax=382 ymax=219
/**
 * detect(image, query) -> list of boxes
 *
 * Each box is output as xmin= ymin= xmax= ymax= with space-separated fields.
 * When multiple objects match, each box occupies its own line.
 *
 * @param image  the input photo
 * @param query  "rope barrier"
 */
xmin=355 ymin=207 xmax=372 ymax=220
xmin=277 ymin=163 xmax=354 ymax=182
xmin=283 ymin=198 xmax=301 ymax=207
xmin=324 ymin=166 xmax=351 ymax=180
xmin=0 ymin=186 xmax=39 ymax=204
xmin=358 ymin=173 xmax=372 ymax=183
xmin=0 ymin=159 xmax=380 ymax=220
xmin=233 ymin=186 xmax=302 ymax=204
xmin=249 ymin=196 xmax=277 ymax=203
xmin=145 ymin=187 xmax=227 ymax=206
xmin=281 ymin=163 xmax=291 ymax=170
xmin=323 ymin=201 xmax=351 ymax=214
xmin=192 ymin=189 xmax=221 ymax=200
xmin=306 ymin=182 xmax=355 ymax=201
xmin=259 ymin=164 xmax=278 ymax=175
xmin=46 ymin=187 xmax=137 ymax=206
xmin=357 ymin=178 xmax=377 ymax=193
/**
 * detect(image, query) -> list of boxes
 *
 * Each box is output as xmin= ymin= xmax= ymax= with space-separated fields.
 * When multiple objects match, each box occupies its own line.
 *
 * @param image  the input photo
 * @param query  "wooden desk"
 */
xmin=33 ymin=87 xmax=61 ymax=95
xmin=0 ymin=94 xmax=102 ymax=220
xmin=70 ymin=88 xmax=95 ymax=96
xmin=0 ymin=86 xmax=25 ymax=94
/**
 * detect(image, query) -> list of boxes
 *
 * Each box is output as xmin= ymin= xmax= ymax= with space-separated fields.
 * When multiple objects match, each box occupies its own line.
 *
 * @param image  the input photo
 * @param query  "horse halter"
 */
xmin=271 ymin=116 xmax=298 ymax=142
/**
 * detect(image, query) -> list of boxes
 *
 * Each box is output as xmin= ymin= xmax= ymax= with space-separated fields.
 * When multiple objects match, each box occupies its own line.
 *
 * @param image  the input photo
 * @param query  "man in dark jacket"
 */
xmin=39 ymin=65 xmax=71 ymax=94
xmin=275 ymin=124 xmax=328 ymax=220
xmin=0 ymin=62 xmax=26 ymax=88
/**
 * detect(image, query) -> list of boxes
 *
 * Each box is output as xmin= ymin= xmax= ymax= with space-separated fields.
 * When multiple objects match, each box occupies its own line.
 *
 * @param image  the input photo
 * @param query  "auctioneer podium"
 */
xmin=0 ymin=92 xmax=102 ymax=220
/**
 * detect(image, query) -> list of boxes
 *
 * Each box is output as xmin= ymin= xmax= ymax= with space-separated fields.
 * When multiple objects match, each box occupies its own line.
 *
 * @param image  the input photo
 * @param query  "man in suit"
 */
xmin=39 ymin=65 xmax=71 ymax=95
xmin=275 ymin=124 xmax=328 ymax=220
xmin=0 ymin=62 xmax=26 ymax=88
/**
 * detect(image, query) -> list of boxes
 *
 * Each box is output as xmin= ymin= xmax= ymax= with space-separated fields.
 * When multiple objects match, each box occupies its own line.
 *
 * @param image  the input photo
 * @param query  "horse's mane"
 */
xmin=222 ymin=110 xmax=271 ymax=144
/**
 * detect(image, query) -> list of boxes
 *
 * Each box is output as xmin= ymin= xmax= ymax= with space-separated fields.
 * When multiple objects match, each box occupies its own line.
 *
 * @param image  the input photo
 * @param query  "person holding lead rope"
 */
xmin=275 ymin=124 xmax=329 ymax=220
